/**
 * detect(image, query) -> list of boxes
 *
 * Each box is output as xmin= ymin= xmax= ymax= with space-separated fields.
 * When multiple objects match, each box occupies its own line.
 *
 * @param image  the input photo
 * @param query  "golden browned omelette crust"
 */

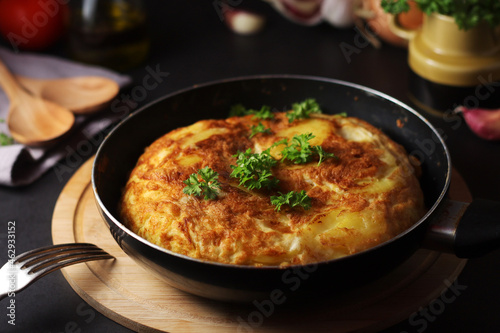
xmin=120 ymin=112 xmax=425 ymax=266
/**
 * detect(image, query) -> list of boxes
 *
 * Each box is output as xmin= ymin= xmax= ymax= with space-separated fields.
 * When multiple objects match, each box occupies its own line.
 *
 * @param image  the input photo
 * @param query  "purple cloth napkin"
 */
xmin=0 ymin=47 xmax=132 ymax=186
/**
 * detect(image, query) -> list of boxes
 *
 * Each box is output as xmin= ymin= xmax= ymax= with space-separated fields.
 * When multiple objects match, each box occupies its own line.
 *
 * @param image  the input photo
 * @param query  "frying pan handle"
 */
xmin=454 ymin=199 xmax=500 ymax=258
xmin=423 ymin=199 xmax=500 ymax=258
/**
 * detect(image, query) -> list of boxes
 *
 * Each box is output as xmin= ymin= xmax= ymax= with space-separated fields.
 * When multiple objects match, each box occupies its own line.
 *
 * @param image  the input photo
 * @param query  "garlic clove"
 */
xmin=224 ymin=9 xmax=266 ymax=35
xmin=455 ymin=106 xmax=500 ymax=140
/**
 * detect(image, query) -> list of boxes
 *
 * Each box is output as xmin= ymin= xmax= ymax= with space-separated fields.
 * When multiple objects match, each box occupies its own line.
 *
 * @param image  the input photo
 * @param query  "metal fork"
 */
xmin=0 ymin=243 xmax=114 ymax=300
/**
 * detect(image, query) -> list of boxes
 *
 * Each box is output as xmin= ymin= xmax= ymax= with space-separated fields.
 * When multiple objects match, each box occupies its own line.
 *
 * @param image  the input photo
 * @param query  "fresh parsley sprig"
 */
xmin=0 ymin=133 xmax=14 ymax=146
xmin=271 ymin=190 xmax=312 ymax=211
xmin=286 ymin=98 xmax=322 ymax=123
xmin=231 ymin=99 xmax=323 ymax=123
xmin=229 ymin=104 xmax=275 ymax=120
xmin=252 ymin=105 xmax=275 ymax=120
xmin=381 ymin=0 xmax=500 ymax=30
xmin=314 ymin=146 xmax=337 ymax=166
xmin=279 ymin=133 xmax=314 ymax=164
xmin=278 ymin=133 xmax=337 ymax=165
xmin=0 ymin=118 xmax=13 ymax=146
xmin=229 ymin=104 xmax=248 ymax=117
xmin=230 ymin=148 xmax=279 ymax=190
xmin=183 ymin=166 xmax=221 ymax=200
xmin=249 ymin=122 xmax=272 ymax=139
xmin=380 ymin=0 xmax=410 ymax=13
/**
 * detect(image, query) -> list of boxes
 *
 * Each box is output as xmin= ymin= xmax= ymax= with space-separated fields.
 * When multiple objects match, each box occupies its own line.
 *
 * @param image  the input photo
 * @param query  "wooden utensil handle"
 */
xmin=0 ymin=58 xmax=26 ymax=100
xmin=15 ymin=75 xmax=45 ymax=97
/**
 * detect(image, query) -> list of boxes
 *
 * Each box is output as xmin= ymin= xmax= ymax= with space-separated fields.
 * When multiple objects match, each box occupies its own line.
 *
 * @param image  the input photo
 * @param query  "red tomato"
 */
xmin=0 ymin=0 xmax=68 ymax=51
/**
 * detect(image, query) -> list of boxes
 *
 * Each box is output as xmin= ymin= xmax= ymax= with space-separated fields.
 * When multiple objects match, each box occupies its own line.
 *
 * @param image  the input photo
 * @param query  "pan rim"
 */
xmin=92 ymin=74 xmax=452 ymax=270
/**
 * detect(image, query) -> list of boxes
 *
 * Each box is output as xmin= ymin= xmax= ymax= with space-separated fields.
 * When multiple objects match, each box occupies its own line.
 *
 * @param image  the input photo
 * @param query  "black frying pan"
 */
xmin=92 ymin=75 xmax=500 ymax=302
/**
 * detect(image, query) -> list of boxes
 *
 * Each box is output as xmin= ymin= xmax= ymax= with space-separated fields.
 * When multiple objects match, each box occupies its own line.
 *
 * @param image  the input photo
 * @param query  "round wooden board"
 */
xmin=52 ymin=157 xmax=470 ymax=333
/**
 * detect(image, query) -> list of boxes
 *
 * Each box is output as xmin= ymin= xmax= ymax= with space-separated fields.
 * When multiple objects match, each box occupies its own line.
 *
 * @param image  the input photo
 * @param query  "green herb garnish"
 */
xmin=313 ymin=146 xmax=337 ymax=166
xmin=0 ymin=118 xmax=14 ymax=146
xmin=279 ymin=133 xmax=336 ymax=165
xmin=0 ymin=133 xmax=14 ymax=146
xmin=381 ymin=0 xmax=500 ymax=30
xmin=252 ymin=105 xmax=275 ymax=120
xmin=249 ymin=122 xmax=272 ymax=139
xmin=229 ymin=104 xmax=275 ymax=120
xmin=271 ymin=190 xmax=312 ymax=211
xmin=286 ymin=98 xmax=322 ymax=123
xmin=230 ymin=148 xmax=279 ymax=190
xmin=226 ymin=101 xmax=342 ymax=211
xmin=229 ymin=104 xmax=248 ymax=117
xmin=279 ymin=133 xmax=315 ymax=164
xmin=183 ymin=166 xmax=221 ymax=200
xmin=380 ymin=0 xmax=410 ymax=13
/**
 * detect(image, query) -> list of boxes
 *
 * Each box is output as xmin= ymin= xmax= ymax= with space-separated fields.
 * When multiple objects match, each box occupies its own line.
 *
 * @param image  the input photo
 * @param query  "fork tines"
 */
xmin=14 ymin=243 xmax=114 ymax=276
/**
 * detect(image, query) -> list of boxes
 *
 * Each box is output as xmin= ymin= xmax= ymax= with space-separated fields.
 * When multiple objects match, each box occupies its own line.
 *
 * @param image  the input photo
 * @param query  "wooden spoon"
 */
xmin=16 ymin=75 xmax=120 ymax=115
xmin=0 ymin=59 xmax=75 ymax=147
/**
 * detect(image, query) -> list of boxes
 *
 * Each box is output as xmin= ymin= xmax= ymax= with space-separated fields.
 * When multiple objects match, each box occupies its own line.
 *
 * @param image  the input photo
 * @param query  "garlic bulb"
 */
xmin=265 ymin=0 xmax=355 ymax=27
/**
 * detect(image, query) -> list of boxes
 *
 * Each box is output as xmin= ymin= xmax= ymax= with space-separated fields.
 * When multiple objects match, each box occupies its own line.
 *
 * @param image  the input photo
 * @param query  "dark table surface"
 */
xmin=1 ymin=1 xmax=500 ymax=332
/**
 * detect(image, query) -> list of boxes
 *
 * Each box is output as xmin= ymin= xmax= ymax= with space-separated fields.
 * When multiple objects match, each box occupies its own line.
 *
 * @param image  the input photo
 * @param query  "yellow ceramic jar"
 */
xmin=391 ymin=13 xmax=500 ymax=113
